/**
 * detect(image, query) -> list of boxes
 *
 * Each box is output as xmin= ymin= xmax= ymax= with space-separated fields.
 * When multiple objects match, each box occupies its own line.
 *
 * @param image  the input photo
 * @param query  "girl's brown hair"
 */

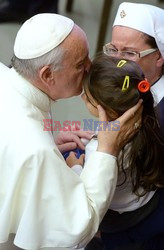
xmin=85 ymin=54 xmax=164 ymax=196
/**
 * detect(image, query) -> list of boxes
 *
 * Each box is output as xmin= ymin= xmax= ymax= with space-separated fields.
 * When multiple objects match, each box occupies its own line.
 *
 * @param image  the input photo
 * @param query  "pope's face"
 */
xmin=111 ymin=26 xmax=161 ymax=85
xmin=51 ymin=25 xmax=91 ymax=100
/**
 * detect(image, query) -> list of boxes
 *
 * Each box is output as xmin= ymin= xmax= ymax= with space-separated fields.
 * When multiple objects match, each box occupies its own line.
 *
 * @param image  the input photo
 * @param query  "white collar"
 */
xmin=9 ymin=67 xmax=51 ymax=112
xmin=151 ymin=75 xmax=164 ymax=104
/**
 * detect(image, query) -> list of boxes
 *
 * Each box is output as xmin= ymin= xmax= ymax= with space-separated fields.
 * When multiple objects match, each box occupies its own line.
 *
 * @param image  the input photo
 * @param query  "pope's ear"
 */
xmin=39 ymin=65 xmax=54 ymax=86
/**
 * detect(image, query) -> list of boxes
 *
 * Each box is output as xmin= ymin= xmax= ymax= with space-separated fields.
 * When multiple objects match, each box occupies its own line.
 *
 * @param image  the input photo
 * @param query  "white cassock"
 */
xmin=0 ymin=63 xmax=117 ymax=250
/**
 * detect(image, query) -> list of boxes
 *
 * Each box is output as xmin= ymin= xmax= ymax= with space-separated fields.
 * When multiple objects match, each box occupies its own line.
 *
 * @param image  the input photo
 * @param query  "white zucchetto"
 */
xmin=14 ymin=13 xmax=74 ymax=59
xmin=113 ymin=2 xmax=164 ymax=57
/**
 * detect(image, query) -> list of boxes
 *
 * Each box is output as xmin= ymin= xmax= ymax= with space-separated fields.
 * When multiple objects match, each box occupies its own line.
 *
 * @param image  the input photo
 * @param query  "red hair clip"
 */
xmin=137 ymin=79 xmax=150 ymax=93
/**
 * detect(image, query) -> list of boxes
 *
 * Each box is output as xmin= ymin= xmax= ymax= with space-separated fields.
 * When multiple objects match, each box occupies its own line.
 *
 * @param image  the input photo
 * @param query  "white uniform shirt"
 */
xmin=151 ymin=75 xmax=164 ymax=130
xmin=151 ymin=75 xmax=164 ymax=105
xmin=0 ymin=63 xmax=117 ymax=250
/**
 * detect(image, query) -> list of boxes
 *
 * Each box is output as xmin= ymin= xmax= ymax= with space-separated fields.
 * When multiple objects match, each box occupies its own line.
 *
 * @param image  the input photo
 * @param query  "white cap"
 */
xmin=14 ymin=13 xmax=74 ymax=59
xmin=113 ymin=2 xmax=164 ymax=57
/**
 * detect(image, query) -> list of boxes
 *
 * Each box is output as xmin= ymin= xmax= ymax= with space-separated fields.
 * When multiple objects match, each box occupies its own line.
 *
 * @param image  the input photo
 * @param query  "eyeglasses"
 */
xmin=103 ymin=43 xmax=158 ymax=61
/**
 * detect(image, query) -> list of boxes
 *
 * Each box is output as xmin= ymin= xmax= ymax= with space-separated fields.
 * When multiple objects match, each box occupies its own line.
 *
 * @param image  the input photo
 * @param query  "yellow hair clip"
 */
xmin=122 ymin=75 xmax=130 ymax=91
xmin=117 ymin=60 xmax=127 ymax=67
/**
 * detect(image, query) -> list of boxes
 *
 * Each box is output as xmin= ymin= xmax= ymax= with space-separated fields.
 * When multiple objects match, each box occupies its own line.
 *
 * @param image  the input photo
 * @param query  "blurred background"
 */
xmin=0 ymin=0 xmax=163 ymax=134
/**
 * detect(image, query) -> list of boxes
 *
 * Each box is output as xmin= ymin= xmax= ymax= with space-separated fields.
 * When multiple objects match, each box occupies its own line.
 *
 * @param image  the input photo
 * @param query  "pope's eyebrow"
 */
xmin=77 ymin=52 xmax=89 ymax=65
xmin=110 ymin=43 xmax=117 ymax=48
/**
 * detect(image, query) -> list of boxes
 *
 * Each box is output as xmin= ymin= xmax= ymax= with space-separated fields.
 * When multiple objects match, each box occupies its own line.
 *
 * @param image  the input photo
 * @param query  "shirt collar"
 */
xmin=151 ymin=75 xmax=164 ymax=104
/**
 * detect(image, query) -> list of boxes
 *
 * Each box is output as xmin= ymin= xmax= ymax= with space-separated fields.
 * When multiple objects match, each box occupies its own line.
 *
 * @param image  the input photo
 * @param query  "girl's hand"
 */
xmin=97 ymin=99 xmax=143 ymax=157
xmin=66 ymin=152 xmax=85 ymax=168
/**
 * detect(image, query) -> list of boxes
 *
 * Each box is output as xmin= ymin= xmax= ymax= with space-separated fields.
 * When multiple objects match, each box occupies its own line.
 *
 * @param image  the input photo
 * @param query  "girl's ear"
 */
xmin=106 ymin=108 xmax=118 ymax=121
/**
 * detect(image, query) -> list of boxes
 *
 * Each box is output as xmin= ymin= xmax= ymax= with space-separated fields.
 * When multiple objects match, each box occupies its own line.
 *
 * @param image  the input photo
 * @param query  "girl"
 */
xmin=66 ymin=54 xmax=164 ymax=250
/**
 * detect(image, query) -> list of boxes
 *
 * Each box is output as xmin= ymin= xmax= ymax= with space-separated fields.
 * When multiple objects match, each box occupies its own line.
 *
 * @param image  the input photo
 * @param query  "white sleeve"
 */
xmin=0 ymin=147 xmax=117 ymax=250
xmin=71 ymin=164 xmax=83 ymax=175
